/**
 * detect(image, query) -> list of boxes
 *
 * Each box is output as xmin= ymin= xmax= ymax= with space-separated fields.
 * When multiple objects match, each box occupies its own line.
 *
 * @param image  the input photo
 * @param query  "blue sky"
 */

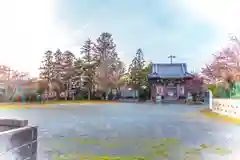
xmin=56 ymin=0 xmax=215 ymax=70
xmin=1 ymin=0 xmax=240 ymax=76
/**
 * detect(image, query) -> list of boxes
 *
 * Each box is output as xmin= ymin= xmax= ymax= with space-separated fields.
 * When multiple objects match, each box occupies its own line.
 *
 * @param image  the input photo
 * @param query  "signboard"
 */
xmin=155 ymin=85 xmax=162 ymax=102
xmin=180 ymin=86 xmax=184 ymax=95
xmin=168 ymin=92 xmax=174 ymax=96
xmin=156 ymin=85 xmax=161 ymax=94
xmin=187 ymin=92 xmax=192 ymax=100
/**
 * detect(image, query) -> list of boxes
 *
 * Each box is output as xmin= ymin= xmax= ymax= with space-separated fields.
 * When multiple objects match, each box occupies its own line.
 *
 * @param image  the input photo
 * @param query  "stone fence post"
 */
xmin=0 ymin=119 xmax=38 ymax=160
xmin=208 ymin=89 xmax=213 ymax=110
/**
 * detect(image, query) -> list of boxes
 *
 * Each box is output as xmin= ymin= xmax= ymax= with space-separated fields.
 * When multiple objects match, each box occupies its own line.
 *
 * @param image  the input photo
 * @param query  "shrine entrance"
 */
xmin=148 ymin=63 xmax=197 ymax=103
xmin=165 ymin=86 xmax=178 ymax=100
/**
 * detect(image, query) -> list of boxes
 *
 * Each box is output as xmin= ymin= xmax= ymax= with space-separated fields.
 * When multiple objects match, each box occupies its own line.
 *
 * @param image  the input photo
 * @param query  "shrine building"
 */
xmin=148 ymin=63 xmax=202 ymax=101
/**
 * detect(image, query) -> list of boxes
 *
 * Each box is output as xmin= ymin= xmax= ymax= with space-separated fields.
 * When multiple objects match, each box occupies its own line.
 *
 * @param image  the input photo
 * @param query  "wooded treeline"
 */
xmin=39 ymin=32 xmax=152 ymax=100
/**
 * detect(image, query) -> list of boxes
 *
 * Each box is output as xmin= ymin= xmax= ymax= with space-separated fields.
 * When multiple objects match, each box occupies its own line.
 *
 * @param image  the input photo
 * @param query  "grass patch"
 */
xmin=52 ymin=154 xmax=151 ymax=160
xmin=52 ymin=137 xmax=231 ymax=159
xmin=43 ymin=100 xmax=119 ymax=105
xmin=200 ymin=108 xmax=240 ymax=124
xmin=0 ymin=100 xmax=119 ymax=109
xmin=0 ymin=105 xmax=28 ymax=109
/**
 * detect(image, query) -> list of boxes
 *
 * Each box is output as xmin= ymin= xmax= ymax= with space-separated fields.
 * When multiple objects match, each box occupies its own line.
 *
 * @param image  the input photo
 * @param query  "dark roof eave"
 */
xmin=148 ymin=75 xmax=193 ymax=79
xmin=185 ymin=72 xmax=195 ymax=77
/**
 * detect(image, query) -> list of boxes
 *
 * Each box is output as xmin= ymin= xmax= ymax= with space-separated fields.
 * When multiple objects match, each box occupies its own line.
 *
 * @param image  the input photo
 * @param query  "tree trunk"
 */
xmin=65 ymin=90 xmax=68 ymax=100
xmin=72 ymin=90 xmax=75 ymax=100
xmin=56 ymin=91 xmax=60 ymax=100
xmin=65 ymin=81 xmax=68 ymax=100
xmin=46 ymin=89 xmax=49 ymax=101
xmin=46 ymin=80 xmax=50 ymax=101
xmin=88 ymin=88 xmax=91 ymax=100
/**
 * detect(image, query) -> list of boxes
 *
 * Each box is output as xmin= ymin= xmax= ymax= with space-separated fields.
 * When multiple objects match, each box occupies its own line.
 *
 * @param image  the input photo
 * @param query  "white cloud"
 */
xmin=180 ymin=0 xmax=240 ymax=33
xmin=0 ymin=0 xmax=87 ymax=77
xmin=172 ymin=0 xmax=240 ymax=71
xmin=178 ymin=0 xmax=240 ymax=49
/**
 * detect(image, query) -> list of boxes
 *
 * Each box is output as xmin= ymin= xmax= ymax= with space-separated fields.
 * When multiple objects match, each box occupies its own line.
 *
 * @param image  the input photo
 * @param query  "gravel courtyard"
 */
xmin=0 ymin=103 xmax=239 ymax=159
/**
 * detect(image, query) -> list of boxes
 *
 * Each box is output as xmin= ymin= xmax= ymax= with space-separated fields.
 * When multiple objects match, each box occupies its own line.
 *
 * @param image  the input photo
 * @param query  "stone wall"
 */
xmin=212 ymin=99 xmax=240 ymax=118
xmin=0 ymin=119 xmax=38 ymax=160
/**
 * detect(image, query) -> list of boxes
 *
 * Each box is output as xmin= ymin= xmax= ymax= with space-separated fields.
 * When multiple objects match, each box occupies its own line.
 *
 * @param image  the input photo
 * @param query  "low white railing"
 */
xmin=211 ymin=99 xmax=240 ymax=118
xmin=208 ymin=89 xmax=240 ymax=118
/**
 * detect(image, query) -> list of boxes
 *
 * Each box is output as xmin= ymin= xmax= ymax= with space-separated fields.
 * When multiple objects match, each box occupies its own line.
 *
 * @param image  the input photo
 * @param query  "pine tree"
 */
xmin=93 ymin=32 xmax=118 ymax=94
xmin=53 ymin=49 xmax=64 ymax=78
xmin=72 ymin=58 xmax=83 ymax=89
xmin=93 ymin=32 xmax=117 ymax=62
xmin=62 ymin=50 xmax=75 ymax=99
xmin=128 ymin=48 xmax=146 ymax=91
xmin=52 ymin=49 xmax=65 ymax=99
xmin=80 ymin=38 xmax=96 ymax=100
xmin=39 ymin=50 xmax=54 ymax=97
xmin=39 ymin=50 xmax=54 ymax=81
xmin=81 ymin=38 xmax=94 ymax=63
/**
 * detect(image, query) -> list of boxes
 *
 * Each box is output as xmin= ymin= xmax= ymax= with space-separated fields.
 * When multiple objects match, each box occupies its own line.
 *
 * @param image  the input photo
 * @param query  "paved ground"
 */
xmin=0 ymin=103 xmax=240 ymax=159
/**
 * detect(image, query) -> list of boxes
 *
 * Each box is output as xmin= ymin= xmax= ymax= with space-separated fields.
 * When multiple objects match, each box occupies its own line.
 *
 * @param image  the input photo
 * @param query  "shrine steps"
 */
xmin=161 ymin=99 xmax=186 ymax=104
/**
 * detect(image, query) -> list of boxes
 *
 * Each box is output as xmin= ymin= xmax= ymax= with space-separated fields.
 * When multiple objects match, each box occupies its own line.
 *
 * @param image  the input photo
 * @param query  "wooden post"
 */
xmin=72 ymin=91 xmax=75 ymax=100
xmin=151 ymin=84 xmax=153 ymax=100
xmin=177 ymin=83 xmax=180 ymax=98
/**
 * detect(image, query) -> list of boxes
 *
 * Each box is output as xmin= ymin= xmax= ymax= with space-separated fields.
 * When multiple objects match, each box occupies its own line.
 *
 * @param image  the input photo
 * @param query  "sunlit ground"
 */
xmin=0 ymin=100 xmax=118 ymax=109
xmin=200 ymin=108 xmax=240 ymax=124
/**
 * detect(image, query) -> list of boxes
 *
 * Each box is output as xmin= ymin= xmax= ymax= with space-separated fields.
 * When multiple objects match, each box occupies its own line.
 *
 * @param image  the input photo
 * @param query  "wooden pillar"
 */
xmin=163 ymin=81 xmax=166 ymax=96
xmin=177 ymin=83 xmax=180 ymax=98
xmin=151 ymin=83 xmax=155 ymax=100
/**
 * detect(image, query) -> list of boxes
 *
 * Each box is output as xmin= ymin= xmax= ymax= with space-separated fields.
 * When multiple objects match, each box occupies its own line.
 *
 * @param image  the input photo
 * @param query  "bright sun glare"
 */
xmin=0 ymin=0 xmax=57 ymax=77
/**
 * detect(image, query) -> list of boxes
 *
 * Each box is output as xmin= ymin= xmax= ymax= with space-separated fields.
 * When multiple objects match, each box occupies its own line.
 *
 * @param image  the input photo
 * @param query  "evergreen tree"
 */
xmin=39 ymin=50 xmax=54 ymax=97
xmin=80 ymin=39 xmax=96 ymax=100
xmin=72 ymin=58 xmax=83 ymax=90
xmin=128 ymin=48 xmax=146 ymax=90
xmin=52 ymin=49 xmax=65 ymax=99
xmin=93 ymin=32 xmax=118 ymax=94
xmin=62 ymin=51 xmax=75 ymax=99
xmin=81 ymin=38 xmax=94 ymax=63
xmin=39 ymin=50 xmax=54 ymax=81
xmin=139 ymin=61 xmax=152 ymax=88
xmin=53 ymin=49 xmax=64 ymax=79
xmin=93 ymin=32 xmax=117 ymax=62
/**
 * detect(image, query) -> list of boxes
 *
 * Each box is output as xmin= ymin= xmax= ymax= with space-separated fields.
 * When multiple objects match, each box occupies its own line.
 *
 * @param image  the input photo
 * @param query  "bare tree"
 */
xmin=109 ymin=60 xmax=126 ymax=91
